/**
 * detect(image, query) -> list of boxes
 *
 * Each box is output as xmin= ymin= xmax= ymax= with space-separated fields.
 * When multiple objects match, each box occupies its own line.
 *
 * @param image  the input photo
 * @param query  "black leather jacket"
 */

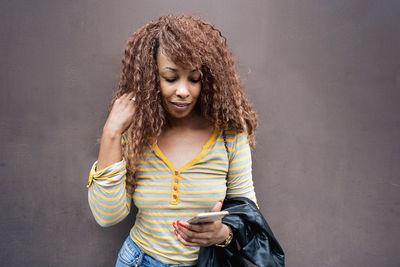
xmin=196 ymin=197 xmax=285 ymax=267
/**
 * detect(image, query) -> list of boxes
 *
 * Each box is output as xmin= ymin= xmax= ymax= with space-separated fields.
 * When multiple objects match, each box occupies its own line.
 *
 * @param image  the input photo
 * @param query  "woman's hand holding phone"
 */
xmin=173 ymin=200 xmax=231 ymax=247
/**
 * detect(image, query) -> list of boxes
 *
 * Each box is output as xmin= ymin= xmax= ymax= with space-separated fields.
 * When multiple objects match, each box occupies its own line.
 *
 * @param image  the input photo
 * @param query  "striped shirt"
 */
xmin=87 ymin=129 xmax=257 ymax=265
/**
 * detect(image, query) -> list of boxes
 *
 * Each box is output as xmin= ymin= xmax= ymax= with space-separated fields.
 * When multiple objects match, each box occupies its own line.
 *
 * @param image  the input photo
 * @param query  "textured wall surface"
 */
xmin=1 ymin=0 xmax=399 ymax=266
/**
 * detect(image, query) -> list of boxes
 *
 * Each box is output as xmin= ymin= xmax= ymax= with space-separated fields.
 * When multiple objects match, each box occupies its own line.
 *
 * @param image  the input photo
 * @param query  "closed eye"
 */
xmin=164 ymin=78 xmax=177 ymax=83
xmin=190 ymin=78 xmax=201 ymax=83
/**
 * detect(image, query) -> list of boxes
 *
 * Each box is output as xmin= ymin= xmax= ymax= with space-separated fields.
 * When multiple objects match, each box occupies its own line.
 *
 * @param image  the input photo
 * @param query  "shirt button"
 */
xmin=175 ymin=178 xmax=179 ymax=183
xmin=174 ymin=171 xmax=179 ymax=175
xmin=173 ymin=195 xmax=177 ymax=199
xmin=173 ymin=186 xmax=177 ymax=191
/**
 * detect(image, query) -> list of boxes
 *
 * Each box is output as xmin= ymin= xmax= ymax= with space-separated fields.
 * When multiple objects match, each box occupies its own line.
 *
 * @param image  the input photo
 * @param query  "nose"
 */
xmin=175 ymin=81 xmax=190 ymax=98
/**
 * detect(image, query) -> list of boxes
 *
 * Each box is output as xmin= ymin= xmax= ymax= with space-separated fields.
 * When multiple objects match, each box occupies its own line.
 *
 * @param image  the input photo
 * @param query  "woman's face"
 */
xmin=157 ymin=49 xmax=202 ymax=121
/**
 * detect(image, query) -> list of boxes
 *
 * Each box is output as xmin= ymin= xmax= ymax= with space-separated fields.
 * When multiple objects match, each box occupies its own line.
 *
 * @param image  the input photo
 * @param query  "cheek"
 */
xmin=159 ymin=82 xmax=172 ymax=99
xmin=193 ymin=84 xmax=202 ymax=99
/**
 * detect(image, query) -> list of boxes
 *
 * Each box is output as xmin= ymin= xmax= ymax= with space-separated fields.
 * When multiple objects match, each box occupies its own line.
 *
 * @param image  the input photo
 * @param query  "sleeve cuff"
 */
xmin=87 ymin=158 xmax=126 ymax=187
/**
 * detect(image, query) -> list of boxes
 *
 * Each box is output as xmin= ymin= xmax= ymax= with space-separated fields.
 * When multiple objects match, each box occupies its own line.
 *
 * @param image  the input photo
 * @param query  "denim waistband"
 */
xmin=116 ymin=236 xmax=195 ymax=267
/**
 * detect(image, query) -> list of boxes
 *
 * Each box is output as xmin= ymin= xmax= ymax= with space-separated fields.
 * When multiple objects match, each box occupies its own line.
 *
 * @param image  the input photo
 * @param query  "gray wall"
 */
xmin=1 ymin=0 xmax=399 ymax=266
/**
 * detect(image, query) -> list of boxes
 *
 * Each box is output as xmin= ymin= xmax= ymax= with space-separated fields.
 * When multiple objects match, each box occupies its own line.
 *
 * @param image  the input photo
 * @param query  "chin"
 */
xmin=168 ymin=108 xmax=196 ymax=120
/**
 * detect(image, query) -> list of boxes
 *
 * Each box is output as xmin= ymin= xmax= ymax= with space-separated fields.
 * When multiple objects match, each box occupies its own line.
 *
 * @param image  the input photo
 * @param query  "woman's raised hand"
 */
xmin=103 ymin=92 xmax=136 ymax=135
xmin=173 ymin=200 xmax=231 ymax=247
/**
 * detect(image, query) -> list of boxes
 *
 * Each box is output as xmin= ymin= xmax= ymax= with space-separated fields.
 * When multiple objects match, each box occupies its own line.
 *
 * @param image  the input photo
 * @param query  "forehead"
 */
xmin=157 ymin=49 xmax=177 ymax=68
xmin=156 ymin=48 xmax=199 ymax=71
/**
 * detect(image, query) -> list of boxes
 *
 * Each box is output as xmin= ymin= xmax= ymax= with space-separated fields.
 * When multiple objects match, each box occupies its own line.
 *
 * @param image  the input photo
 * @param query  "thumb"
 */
xmin=211 ymin=200 xmax=223 ymax=212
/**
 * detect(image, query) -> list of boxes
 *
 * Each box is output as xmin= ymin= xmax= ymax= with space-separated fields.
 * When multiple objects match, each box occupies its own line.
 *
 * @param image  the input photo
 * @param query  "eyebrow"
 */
xmin=163 ymin=67 xmax=198 ymax=73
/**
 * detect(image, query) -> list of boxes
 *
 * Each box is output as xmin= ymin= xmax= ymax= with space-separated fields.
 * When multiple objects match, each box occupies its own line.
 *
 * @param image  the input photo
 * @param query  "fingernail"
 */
xmin=172 ymin=222 xmax=176 ymax=228
xmin=177 ymin=221 xmax=187 ymax=228
xmin=219 ymin=200 xmax=223 ymax=204
xmin=174 ymin=230 xmax=178 ymax=236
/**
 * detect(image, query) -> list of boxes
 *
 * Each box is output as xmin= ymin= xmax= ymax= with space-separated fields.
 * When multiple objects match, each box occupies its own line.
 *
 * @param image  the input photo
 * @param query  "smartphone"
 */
xmin=188 ymin=211 xmax=229 ymax=224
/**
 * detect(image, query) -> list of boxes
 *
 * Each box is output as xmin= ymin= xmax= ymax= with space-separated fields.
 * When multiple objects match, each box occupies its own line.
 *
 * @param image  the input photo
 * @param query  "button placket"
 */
xmin=171 ymin=170 xmax=180 ymax=204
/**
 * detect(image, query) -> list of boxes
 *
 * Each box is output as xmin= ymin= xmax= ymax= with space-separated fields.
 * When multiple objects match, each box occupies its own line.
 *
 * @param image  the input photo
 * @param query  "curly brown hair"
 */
xmin=110 ymin=15 xmax=258 ymax=187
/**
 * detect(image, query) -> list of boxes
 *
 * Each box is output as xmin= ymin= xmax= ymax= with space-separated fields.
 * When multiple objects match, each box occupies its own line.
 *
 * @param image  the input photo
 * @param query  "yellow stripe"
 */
xmin=227 ymin=176 xmax=251 ymax=184
xmin=198 ymin=160 xmax=228 ymax=165
xmin=229 ymin=182 xmax=253 ymax=190
xmin=179 ymin=188 xmax=226 ymax=194
xmin=183 ymin=169 xmax=226 ymax=175
xmin=89 ymin=194 xmax=127 ymax=216
xmin=235 ymin=138 xmax=247 ymax=148
xmin=135 ymin=204 xmax=214 ymax=209
xmin=187 ymin=165 xmax=227 ymax=172
xmin=92 ymin=187 xmax=124 ymax=201
xmin=213 ymin=145 xmax=234 ymax=152
xmin=134 ymin=224 xmax=176 ymax=240
xmin=89 ymin=190 xmax=127 ymax=209
xmin=136 ymin=174 xmax=172 ymax=179
xmin=135 ymin=189 xmax=172 ymax=194
xmin=179 ymin=180 xmax=226 ymax=187
xmin=180 ymin=196 xmax=224 ymax=202
xmin=228 ymin=169 xmax=251 ymax=178
xmin=226 ymin=188 xmax=254 ymax=196
xmin=231 ymin=147 xmax=250 ymax=158
xmin=92 ymin=162 xmax=126 ymax=179
xmin=92 ymin=177 xmax=124 ymax=187
xmin=137 ymin=214 xmax=174 ymax=224
xmin=230 ymin=155 xmax=250 ymax=164
xmin=134 ymin=195 xmax=223 ymax=202
xmin=136 ymin=218 xmax=174 ymax=232
xmin=216 ymin=137 xmax=235 ymax=143
xmin=133 ymin=196 xmax=174 ymax=202
xmin=138 ymin=153 xmax=155 ymax=156
xmin=131 ymin=231 xmax=199 ymax=256
xmin=97 ymin=181 xmax=125 ymax=193
xmin=229 ymin=161 xmax=251 ymax=171
xmin=88 ymin=197 xmax=128 ymax=224
xmin=136 ymin=182 xmax=171 ymax=186
xmin=136 ymin=160 xmax=164 ymax=164
xmin=138 ymin=167 xmax=170 ymax=172
xmin=180 ymin=175 xmax=226 ymax=179
xmin=139 ymin=211 xmax=199 ymax=217
xmin=135 ymin=188 xmax=225 ymax=195
xmin=134 ymin=228 xmax=186 ymax=248
xmin=204 ymin=153 xmax=227 ymax=158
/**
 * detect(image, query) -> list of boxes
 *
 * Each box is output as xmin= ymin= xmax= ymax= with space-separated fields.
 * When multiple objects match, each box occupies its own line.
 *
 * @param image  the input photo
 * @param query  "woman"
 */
xmin=87 ymin=15 xmax=258 ymax=266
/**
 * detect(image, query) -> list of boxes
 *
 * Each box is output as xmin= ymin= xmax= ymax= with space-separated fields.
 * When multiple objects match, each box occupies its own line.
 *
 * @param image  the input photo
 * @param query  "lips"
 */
xmin=170 ymin=101 xmax=191 ymax=107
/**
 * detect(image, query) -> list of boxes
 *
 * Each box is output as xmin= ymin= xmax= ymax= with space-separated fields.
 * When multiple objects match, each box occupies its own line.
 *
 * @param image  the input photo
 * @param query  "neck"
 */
xmin=166 ymin=111 xmax=205 ymax=130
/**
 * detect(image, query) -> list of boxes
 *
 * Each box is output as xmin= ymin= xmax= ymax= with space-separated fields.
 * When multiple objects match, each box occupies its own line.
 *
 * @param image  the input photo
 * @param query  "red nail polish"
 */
xmin=172 ymin=222 xmax=176 ymax=228
xmin=219 ymin=200 xmax=223 ymax=204
xmin=174 ymin=230 xmax=178 ymax=236
xmin=177 ymin=221 xmax=187 ymax=228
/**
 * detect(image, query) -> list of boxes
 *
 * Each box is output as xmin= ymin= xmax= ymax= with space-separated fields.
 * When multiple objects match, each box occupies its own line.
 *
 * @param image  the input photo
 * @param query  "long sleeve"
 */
xmin=87 ymin=158 xmax=132 ymax=227
xmin=226 ymin=132 xmax=257 ymax=204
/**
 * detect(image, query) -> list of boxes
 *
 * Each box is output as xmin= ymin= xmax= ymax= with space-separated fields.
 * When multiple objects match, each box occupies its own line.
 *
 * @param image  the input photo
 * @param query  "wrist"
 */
xmin=216 ymin=224 xmax=233 ymax=247
xmin=102 ymin=126 xmax=123 ymax=139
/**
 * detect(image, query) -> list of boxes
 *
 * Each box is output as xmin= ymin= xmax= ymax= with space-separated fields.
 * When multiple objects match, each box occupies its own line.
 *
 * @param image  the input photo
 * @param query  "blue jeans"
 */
xmin=115 ymin=236 xmax=195 ymax=267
